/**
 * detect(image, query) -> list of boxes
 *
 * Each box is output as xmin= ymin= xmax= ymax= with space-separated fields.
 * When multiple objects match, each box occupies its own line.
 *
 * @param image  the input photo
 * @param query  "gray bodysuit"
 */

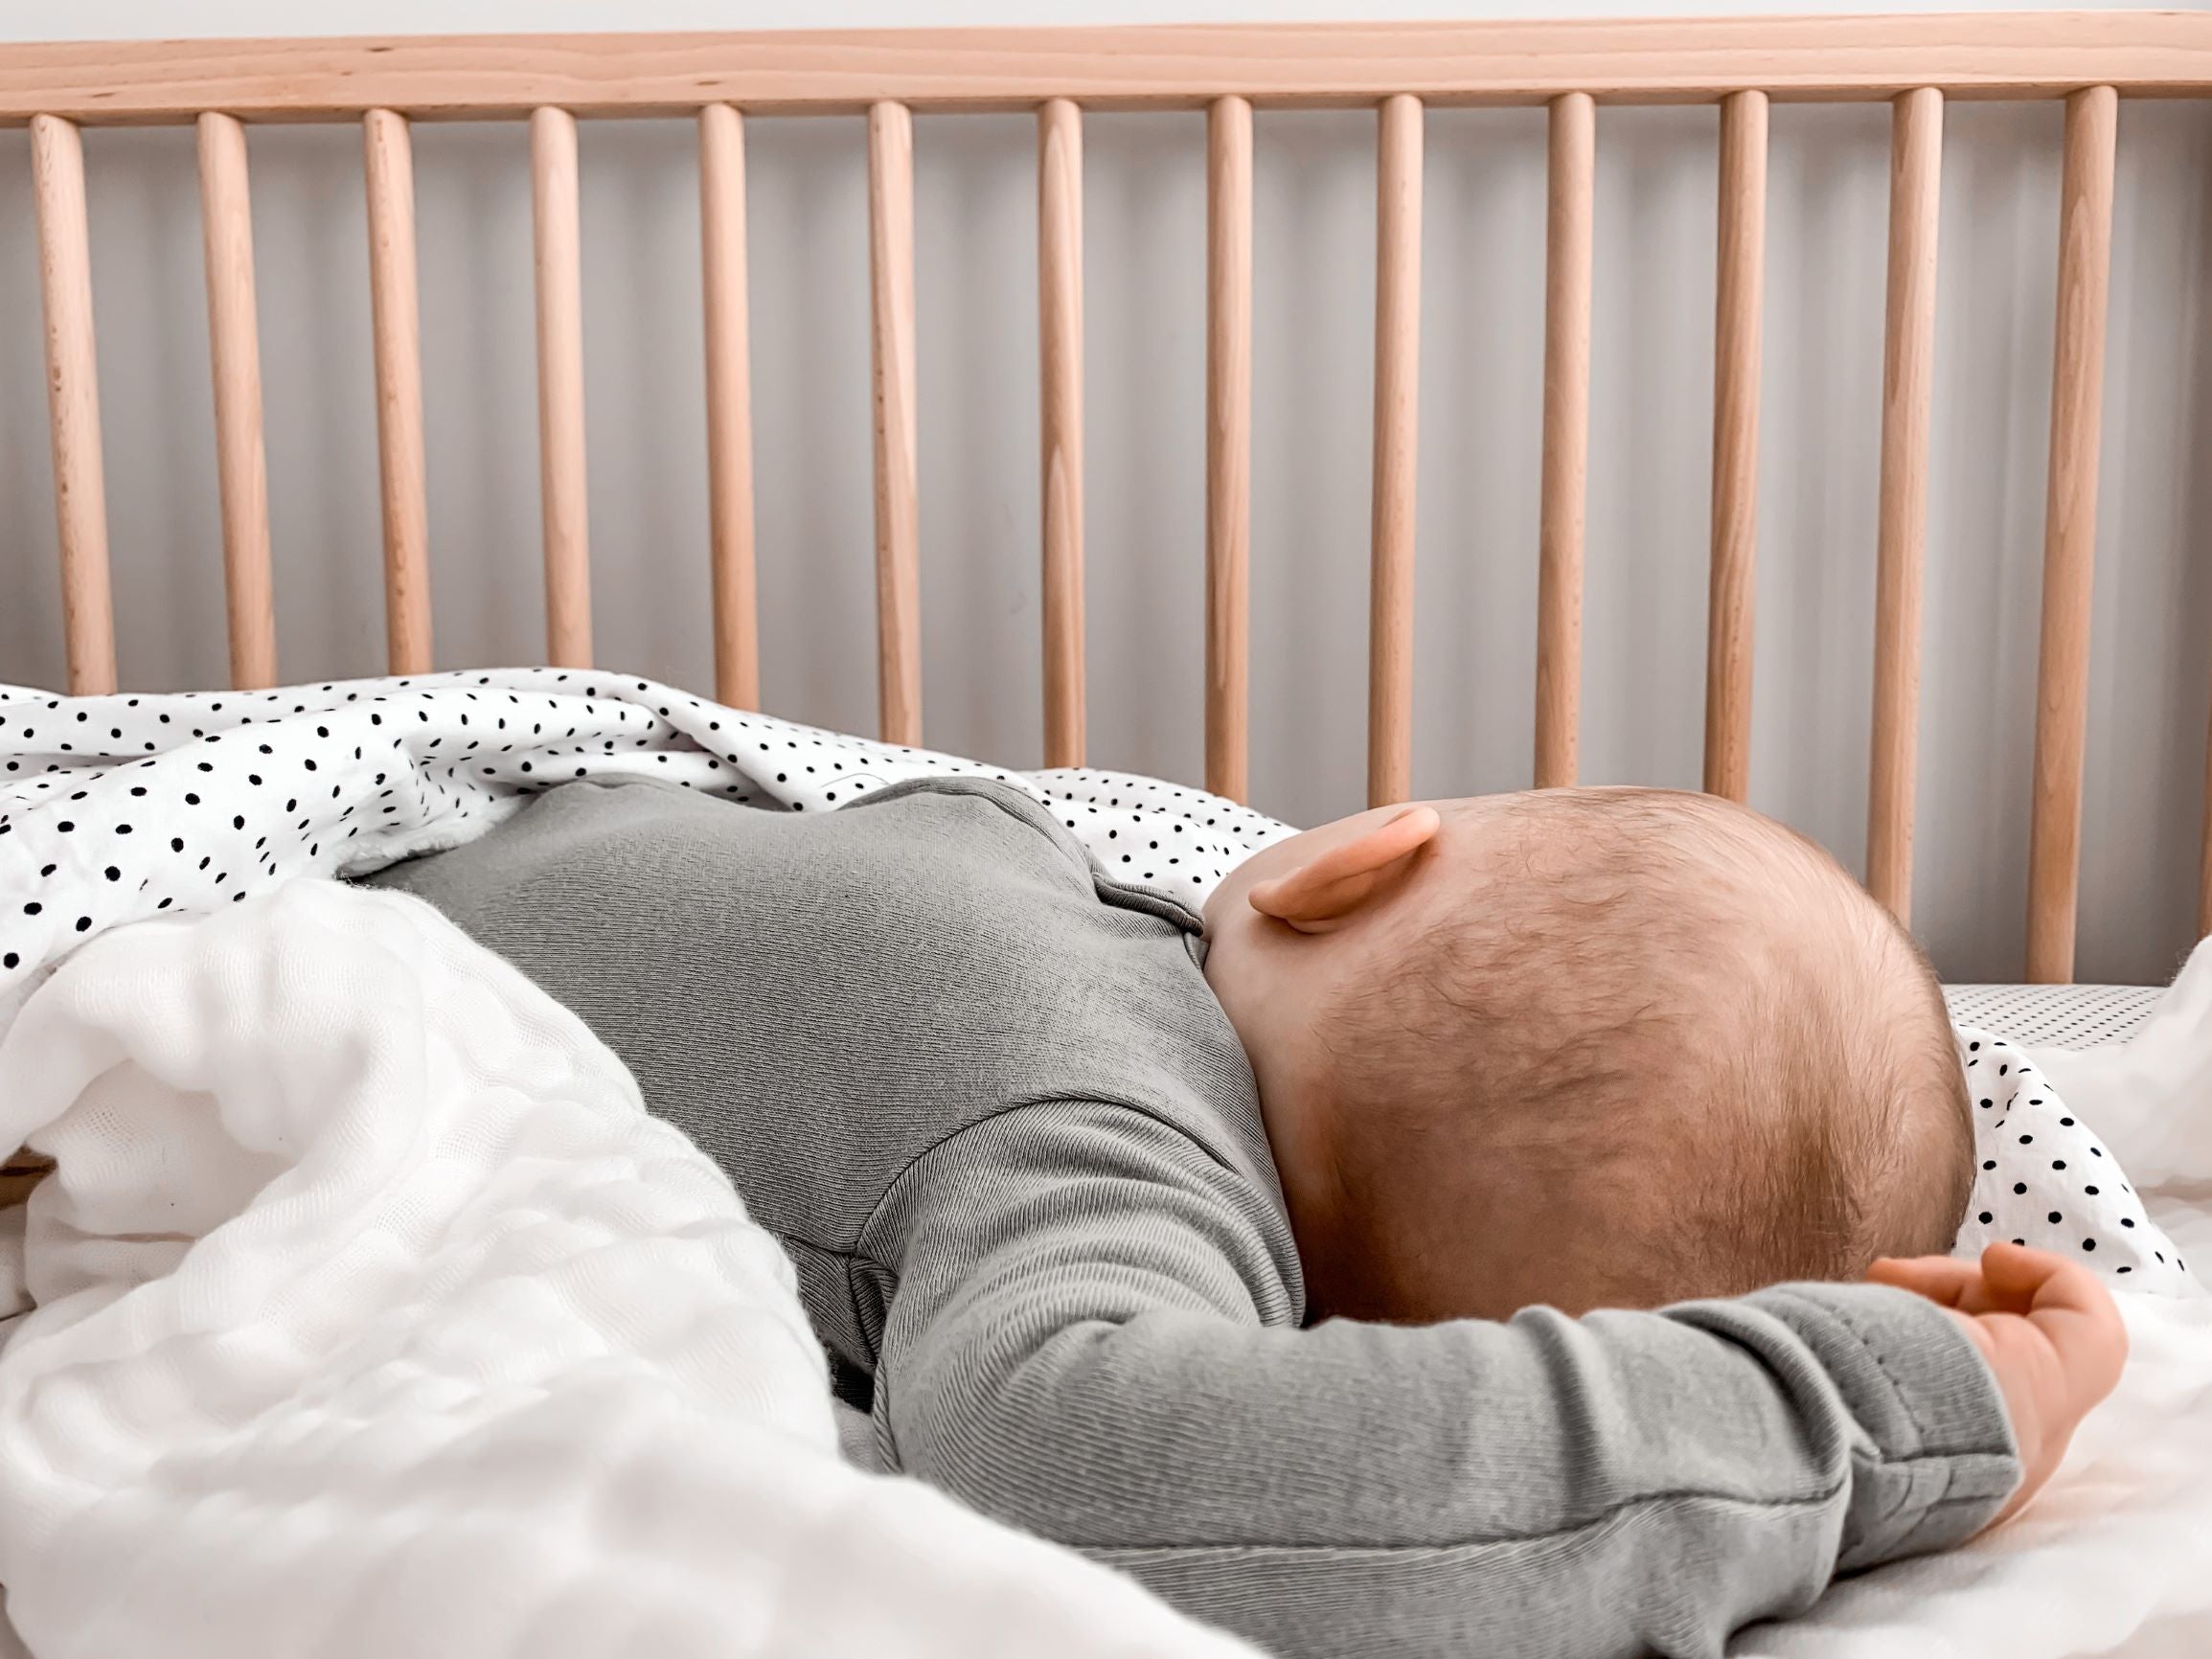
xmin=365 ymin=776 xmax=2018 ymax=1659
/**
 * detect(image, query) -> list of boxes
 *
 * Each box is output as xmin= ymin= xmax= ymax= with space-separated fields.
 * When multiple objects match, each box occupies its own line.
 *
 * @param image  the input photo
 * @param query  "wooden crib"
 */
xmin=2 ymin=11 xmax=2209 ymax=989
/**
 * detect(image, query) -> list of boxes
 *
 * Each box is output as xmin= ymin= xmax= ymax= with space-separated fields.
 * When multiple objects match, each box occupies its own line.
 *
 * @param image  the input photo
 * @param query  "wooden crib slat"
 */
xmin=2201 ymin=699 xmax=2212 ymax=941
xmin=1206 ymin=94 xmax=1254 ymax=805
xmin=196 ymin=111 xmax=277 ymax=692
xmin=1866 ymin=88 xmax=1944 ymax=925
xmin=1038 ymin=97 xmax=1085 ymax=769
xmin=30 ymin=114 xmax=117 ymax=697
xmin=1367 ymin=93 xmax=1422 ymax=809
xmin=869 ymin=100 xmax=922 ymax=747
xmin=363 ymin=109 xmax=432 ymax=675
xmin=1703 ymin=89 xmax=1766 ymax=804
xmin=699 ymin=102 xmax=760 ymax=711
xmin=530 ymin=104 xmax=592 ymax=669
xmin=1535 ymin=90 xmax=1594 ymax=790
xmin=2201 ymin=698 xmax=2212 ymax=941
xmin=2026 ymin=83 xmax=2118 ymax=984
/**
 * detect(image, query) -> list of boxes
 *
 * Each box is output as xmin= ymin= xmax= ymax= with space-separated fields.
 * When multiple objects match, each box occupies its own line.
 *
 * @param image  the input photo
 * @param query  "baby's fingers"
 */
xmin=1981 ymin=1242 xmax=2130 ymax=1399
xmin=1866 ymin=1255 xmax=1981 ymax=1307
xmin=1979 ymin=1241 xmax=2112 ymax=1325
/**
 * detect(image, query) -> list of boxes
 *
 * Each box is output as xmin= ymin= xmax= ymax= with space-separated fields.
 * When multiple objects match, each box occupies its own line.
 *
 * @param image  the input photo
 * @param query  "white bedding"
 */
xmin=4 ymin=670 xmax=2210 ymax=1657
xmin=0 ymin=880 xmax=1259 ymax=1659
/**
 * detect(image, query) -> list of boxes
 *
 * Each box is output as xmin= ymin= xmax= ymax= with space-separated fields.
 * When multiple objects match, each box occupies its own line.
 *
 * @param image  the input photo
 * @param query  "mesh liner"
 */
xmin=1943 ymin=983 xmax=2163 ymax=1048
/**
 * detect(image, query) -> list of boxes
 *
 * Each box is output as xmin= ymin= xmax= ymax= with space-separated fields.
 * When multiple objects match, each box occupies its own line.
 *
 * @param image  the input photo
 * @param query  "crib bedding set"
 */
xmin=0 ymin=670 xmax=2207 ymax=1658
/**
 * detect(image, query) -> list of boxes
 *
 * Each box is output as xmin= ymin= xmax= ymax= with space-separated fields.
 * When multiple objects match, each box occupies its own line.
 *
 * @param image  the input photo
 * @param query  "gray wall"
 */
xmin=0 ymin=0 xmax=2207 ymax=983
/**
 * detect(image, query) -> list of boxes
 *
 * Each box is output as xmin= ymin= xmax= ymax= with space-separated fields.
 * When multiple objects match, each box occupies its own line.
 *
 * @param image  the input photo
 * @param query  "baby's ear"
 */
xmin=1247 ymin=806 xmax=1441 ymax=935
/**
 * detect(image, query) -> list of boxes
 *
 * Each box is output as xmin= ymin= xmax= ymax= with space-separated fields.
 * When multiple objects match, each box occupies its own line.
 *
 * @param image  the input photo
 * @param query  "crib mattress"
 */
xmin=1944 ymin=982 xmax=2163 ymax=1047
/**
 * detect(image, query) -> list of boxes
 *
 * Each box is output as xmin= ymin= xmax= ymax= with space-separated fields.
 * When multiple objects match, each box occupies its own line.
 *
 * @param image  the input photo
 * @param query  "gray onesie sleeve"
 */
xmin=864 ymin=1100 xmax=2020 ymax=1659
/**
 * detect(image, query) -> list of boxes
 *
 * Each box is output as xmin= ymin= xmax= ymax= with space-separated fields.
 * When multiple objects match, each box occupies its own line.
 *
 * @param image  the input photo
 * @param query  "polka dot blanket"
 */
xmin=0 ymin=668 xmax=2191 ymax=1293
xmin=0 ymin=668 xmax=1291 ymax=1007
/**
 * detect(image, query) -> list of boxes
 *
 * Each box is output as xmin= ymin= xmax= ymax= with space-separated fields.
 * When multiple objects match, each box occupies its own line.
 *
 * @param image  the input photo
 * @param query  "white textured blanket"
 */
xmin=0 ymin=879 xmax=1259 ymax=1659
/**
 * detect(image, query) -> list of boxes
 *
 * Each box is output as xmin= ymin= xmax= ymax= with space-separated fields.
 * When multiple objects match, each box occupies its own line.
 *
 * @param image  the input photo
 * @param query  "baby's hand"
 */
xmin=1866 ymin=1242 xmax=2127 ymax=1531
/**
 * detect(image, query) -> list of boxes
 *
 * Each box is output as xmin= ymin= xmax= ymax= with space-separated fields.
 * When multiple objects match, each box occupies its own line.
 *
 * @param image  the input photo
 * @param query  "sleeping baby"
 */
xmin=364 ymin=776 xmax=2124 ymax=1658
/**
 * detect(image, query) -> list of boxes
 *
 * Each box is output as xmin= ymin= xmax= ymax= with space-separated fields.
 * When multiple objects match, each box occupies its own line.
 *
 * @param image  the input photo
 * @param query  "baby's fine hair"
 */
xmin=1327 ymin=788 xmax=1973 ymax=1311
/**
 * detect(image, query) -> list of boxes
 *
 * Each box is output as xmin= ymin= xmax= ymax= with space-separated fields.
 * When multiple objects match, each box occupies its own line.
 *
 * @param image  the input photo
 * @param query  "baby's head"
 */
xmin=1203 ymin=787 xmax=1971 ymax=1323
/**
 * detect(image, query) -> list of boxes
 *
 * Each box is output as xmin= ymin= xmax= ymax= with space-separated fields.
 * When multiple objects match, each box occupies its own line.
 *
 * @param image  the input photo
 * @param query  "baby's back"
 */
xmin=362 ymin=775 xmax=1286 ymax=1388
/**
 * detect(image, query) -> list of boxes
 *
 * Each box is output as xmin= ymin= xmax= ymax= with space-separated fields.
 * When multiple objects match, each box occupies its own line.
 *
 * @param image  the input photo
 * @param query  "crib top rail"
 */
xmin=3 ymin=11 xmax=2211 ymax=125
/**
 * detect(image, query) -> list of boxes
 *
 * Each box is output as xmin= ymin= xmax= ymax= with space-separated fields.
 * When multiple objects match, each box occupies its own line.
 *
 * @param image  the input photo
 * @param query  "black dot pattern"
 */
xmin=1950 ymin=1022 xmax=2190 ymax=1292
xmin=1946 ymin=982 xmax=2163 ymax=1047
xmin=0 ymin=668 xmax=1295 ymax=1012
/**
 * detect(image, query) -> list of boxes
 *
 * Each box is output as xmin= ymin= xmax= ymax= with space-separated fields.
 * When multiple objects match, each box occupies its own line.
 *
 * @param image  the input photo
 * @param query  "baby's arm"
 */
xmin=866 ymin=1102 xmax=2021 ymax=1659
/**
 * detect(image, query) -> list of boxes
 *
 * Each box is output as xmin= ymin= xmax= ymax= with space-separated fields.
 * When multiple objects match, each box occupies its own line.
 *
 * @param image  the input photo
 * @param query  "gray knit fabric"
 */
xmin=366 ymin=777 xmax=2019 ymax=1659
